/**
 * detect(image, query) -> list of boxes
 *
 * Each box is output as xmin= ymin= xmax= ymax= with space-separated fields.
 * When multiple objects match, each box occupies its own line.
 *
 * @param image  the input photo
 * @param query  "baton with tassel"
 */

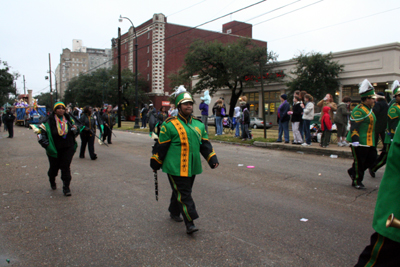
xmin=154 ymin=170 xmax=158 ymax=201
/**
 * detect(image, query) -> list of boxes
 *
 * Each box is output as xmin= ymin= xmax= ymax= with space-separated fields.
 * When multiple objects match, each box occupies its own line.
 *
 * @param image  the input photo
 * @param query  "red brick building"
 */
xmin=112 ymin=13 xmax=267 ymax=108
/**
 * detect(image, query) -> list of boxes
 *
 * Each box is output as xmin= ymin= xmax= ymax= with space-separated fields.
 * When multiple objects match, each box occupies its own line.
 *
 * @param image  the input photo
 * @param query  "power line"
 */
xmin=253 ymin=0 xmax=324 ymax=26
xmin=268 ymin=6 xmax=400 ymax=42
xmin=167 ymin=0 xmax=207 ymax=17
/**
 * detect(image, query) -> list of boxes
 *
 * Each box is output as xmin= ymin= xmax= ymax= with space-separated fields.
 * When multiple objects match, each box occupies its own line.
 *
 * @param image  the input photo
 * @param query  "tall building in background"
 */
xmin=56 ymin=40 xmax=113 ymax=99
xmin=112 ymin=13 xmax=267 ymax=108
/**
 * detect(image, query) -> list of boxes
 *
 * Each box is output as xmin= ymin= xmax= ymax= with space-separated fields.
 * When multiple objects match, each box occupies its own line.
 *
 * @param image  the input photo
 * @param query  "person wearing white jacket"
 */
xmin=301 ymin=94 xmax=315 ymax=146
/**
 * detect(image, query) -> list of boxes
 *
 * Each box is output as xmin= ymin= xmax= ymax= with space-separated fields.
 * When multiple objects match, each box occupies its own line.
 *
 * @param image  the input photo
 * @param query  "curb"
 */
xmin=252 ymin=141 xmax=353 ymax=158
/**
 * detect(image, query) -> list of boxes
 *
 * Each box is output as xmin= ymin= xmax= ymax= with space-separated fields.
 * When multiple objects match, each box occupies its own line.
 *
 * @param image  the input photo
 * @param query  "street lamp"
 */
xmin=119 ymin=15 xmax=140 ymax=129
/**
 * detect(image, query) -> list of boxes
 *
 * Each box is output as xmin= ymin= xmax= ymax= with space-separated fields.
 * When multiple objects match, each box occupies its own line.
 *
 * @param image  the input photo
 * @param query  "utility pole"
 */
xmin=260 ymin=62 xmax=267 ymax=139
xmin=118 ymin=27 xmax=122 ymax=128
xmin=23 ymin=75 xmax=26 ymax=95
xmin=48 ymin=53 xmax=53 ymax=108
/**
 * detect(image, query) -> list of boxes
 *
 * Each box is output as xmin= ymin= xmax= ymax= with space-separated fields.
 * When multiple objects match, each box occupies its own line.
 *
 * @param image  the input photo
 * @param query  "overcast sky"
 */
xmin=1 ymin=0 xmax=399 ymax=97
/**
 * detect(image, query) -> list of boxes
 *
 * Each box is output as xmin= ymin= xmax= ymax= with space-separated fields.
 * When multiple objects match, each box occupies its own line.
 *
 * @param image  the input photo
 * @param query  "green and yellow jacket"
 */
xmin=150 ymin=113 xmax=218 ymax=177
xmin=373 ymin=124 xmax=400 ymax=242
xmin=346 ymin=103 xmax=376 ymax=146
xmin=384 ymin=103 xmax=400 ymax=144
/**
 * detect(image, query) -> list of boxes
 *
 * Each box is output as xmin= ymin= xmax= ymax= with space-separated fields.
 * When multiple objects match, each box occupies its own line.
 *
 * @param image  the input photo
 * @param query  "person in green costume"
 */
xmin=369 ymin=82 xmax=400 ymax=177
xmin=150 ymin=85 xmax=219 ymax=234
xmin=347 ymin=79 xmax=377 ymax=189
xmin=32 ymin=102 xmax=79 ymax=196
xmin=354 ymin=110 xmax=400 ymax=266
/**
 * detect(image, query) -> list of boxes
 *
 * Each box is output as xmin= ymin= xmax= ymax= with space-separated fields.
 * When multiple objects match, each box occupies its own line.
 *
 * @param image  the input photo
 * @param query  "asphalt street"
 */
xmin=0 ymin=127 xmax=384 ymax=266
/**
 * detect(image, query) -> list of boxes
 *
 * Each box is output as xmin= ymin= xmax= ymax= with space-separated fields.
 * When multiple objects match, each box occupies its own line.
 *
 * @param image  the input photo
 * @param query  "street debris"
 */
xmin=247 ymin=166 xmax=255 ymax=169
xmin=330 ymin=154 xmax=338 ymax=158
xmin=238 ymin=164 xmax=244 ymax=167
xmin=300 ymin=218 xmax=308 ymax=222
xmin=318 ymin=173 xmax=322 ymax=176
xmin=21 ymin=166 xmax=27 ymax=168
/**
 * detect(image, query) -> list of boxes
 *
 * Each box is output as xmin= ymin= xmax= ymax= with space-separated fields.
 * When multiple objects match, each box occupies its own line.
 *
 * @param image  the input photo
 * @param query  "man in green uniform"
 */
xmin=369 ymin=84 xmax=400 ymax=177
xmin=347 ymin=79 xmax=377 ymax=189
xmin=150 ymin=86 xmax=219 ymax=234
xmin=354 ymin=114 xmax=400 ymax=266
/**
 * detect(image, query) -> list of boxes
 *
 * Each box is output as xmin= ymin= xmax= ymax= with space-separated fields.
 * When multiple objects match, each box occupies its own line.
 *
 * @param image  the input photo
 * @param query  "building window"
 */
xmin=147 ymin=74 xmax=149 ymax=81
xmin=147 ymin=47 xmax=149 ymax=53
xmin=125 ymin=56 xmax=127 ymax=61
xmin=148 ymin=32 xmax=150 ymax=39
xmin=147 ymin=60 xmax=149 ymax=67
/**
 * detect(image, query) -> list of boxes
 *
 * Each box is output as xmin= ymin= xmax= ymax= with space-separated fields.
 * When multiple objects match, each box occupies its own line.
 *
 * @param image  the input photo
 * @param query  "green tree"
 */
xmin=63 ymin=66 xmax=148 ymax=116
xmin=0 ymin=59 xmax=19 ymax=106
xmin=178 ymin=39 xmax=278 ymax=117
xmin=34 ymin=92 xmax=52 ymax=110
xmin=286 ymin=52 xmax=343 ymax=103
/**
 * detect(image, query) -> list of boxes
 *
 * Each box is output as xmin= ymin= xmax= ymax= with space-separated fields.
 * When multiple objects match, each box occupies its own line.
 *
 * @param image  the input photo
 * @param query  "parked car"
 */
xmin=250 ymin=117 xmax=273 ymax=129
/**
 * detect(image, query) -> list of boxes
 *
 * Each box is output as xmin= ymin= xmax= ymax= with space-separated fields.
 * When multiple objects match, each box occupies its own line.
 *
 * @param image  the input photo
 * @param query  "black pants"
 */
xmin=371 ymin=143 xmax=390 ymax=173
xmin=5 ymin=122 xmax=13 ymax=137
xmin=47 ymin=145 xmax=75 ymax=189
xmin=102 ymin=126 xmax=113 ymax=144
xmin=321 ymin=130 xmax=331 ymax=147
xmin=375 ymin=131 xmax=386 ymax=147
xmin=168 ymin=174 xmax=199 ymax=225
xmin=349 ymin=146 xmax=377 ymax=185
xmin=80 ymin=131 xmax=96 ymax=159
xmin=355 ymin=232 xmax=400 ymax=266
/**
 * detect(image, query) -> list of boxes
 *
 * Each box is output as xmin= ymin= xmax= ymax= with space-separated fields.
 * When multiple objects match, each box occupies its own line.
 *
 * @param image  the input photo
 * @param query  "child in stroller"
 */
xmin=310 ymin=123 xmax=321 ymax=143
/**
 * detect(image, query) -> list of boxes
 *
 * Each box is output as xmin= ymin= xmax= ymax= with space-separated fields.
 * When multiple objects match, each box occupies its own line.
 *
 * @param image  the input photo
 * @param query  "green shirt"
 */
xmin=346 ymin=103 xmax=376 ymax=146
xmin=151 ymin=113 xmax=217 ymax=177
xmin=373 ymin=125 xmax=400 ymax=242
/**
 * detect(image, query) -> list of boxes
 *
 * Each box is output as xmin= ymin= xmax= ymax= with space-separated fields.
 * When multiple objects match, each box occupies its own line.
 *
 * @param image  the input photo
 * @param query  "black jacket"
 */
xmin=373 ymin=98 xmax=388 ymax=133
xmin=291 ymin=102 xmax=303 ymax=122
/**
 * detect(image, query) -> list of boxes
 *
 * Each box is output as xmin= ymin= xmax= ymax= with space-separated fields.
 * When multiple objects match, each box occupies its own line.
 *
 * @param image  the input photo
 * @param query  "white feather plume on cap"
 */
xmin=358 ymin=79 xmax=375 ymax=97
xmin=392 ymin=80 xmax=400 ymax=92
xmin=171 ymin=85 xmax=187 ymax=97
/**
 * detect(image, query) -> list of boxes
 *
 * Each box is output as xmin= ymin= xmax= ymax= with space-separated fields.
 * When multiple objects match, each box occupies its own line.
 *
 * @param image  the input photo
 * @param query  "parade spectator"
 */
xmin=334 ymin=96 xmax=352 ymax=147
xmin=199 ymin=100 xmax=209 ymax=133
xmin=35 ymin=102 xmax=79 ymax=196
xmin=79 ymin=106 xmax=97 ymax=160
xmin=289 ymin=95 xmax=303 ymax=144
xmin=317 ymin=93 xmax=337 ymax=122
xmin=302 ymin=94 xmax=314 ymax=146
xmin=369 ymin=84 xmax=400 ymax=178
xmin=234 ymin=105 xmax=241 ymax=137
xmin=102 ymin=105 xmax=115 ymax=144
xmin=276 ymin=94 xmax=290 ymax=143
xmin=320 ymin=106 xmax=332 ymax=148
xmin=156 ymin=106 xmax=168 ymax=136
xmin=168 ymin=103 xmax=178 ymax=117
xmin=141 ymin=104 xmax=148 ymax=129
xmin=214 ymin=99 xmax=224 ymax=136
xmin=373 ymin=92 xmax=388 ymax=146
xmin=150 ymin=88 xmax=219 ymax=235
xmin=3 ymin=108 xmax=15 ymax=138
xmin=299 ymin=91 xmax=307 ymax=139
xmin=240 ymin=101 xmax=251 ymax=140
xmin=347 ymin=79 xmax=377 ymax=189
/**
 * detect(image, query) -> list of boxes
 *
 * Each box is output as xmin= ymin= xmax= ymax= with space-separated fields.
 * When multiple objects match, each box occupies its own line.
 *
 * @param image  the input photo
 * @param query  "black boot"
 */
xmin=63 ymin=186 xmax=71 ymax=197
xmin=186 ymin=222 xmax=199 ymax=234
xmin=49 ymin=177 xmax=57 ymax=190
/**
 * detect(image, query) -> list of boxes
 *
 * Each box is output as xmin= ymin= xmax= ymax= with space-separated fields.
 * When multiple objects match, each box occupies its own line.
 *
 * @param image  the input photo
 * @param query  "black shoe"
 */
xmin=354 ymin=183 xmax=366 ymax=189
xmin=108 ymin=142 xmax=112 ymax=144
xmin=347 ymin=169 xmax=355 ymax=180
xmin=91 ymin=154 xmax=97 ymax=160
xmin=276 ymin=140 xmax=282 ymax=143
xmin=186 ymin=223 xmax=199 ymax=235
xmin=79 ymin=155 xmax=85 ymax=158
xmin=170 ymin=213 xmax=183 ymax=222
xmin=369 ymin=168 xmax=376 ymax=178
xmin=284 ymin=141 xmax=289 ymax=143
xmin=63 ymin=188 xmax=71 ymax=196
xmin=50 ymin=183 xmax=57 ymax=190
